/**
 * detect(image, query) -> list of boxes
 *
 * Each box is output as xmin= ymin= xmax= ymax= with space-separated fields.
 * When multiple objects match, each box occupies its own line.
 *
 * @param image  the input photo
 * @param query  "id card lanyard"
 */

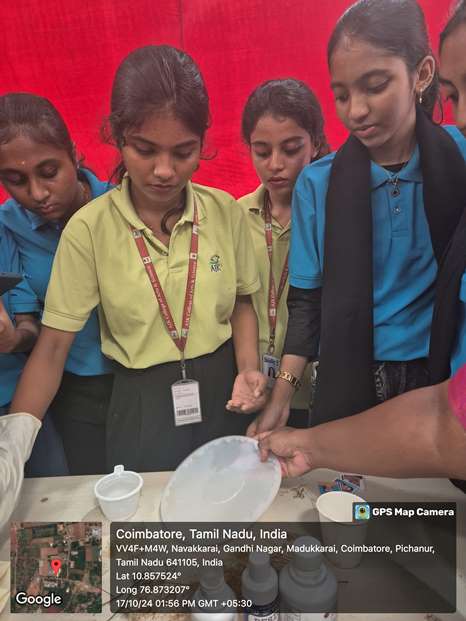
xmin=131 ymin=201 xmax=202 ymax=426
xmin=264 ymin=193 xmax=289 ymax=354
xmin=262 ymin=193 xmax=289 ymax=385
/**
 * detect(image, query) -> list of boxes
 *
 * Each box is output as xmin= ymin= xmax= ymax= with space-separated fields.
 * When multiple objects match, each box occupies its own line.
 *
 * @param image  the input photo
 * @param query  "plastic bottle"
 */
xmin=242 ymin=551 xmax=279 ymax=621
xmin=191 ymin=565 xmax=237 ymax=621
xmin=279 ymin=536 xmax=337 ymax=621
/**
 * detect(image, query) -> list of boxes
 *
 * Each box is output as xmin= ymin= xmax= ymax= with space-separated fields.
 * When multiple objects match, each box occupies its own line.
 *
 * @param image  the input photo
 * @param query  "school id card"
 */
xmin=171 ymin=379 xmax=202 ymax=426
xmin=262 ymin=353 xmax=280 ymax=389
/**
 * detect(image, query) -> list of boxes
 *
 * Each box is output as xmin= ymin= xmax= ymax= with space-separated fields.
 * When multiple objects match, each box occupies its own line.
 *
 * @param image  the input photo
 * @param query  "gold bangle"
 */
xmin=276 ymin=370 xmax=302 ymax=390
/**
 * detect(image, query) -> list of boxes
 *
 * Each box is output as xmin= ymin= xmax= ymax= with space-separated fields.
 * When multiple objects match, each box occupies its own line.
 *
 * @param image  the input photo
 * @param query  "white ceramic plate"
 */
xmin=160 ymin=435 xmax=282 ymax=522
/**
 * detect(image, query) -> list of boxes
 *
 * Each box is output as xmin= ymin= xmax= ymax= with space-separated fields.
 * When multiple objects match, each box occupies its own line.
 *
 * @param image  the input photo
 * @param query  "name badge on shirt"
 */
xmin=262 ymin=354 xmax=280 ymax=389
xmin=171 ymin=380 xmax=202 ymax=426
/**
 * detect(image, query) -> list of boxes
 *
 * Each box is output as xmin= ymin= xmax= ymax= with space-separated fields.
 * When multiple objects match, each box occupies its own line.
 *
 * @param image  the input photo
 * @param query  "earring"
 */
xmin=418 ymin=88 xmax=424 ymax=105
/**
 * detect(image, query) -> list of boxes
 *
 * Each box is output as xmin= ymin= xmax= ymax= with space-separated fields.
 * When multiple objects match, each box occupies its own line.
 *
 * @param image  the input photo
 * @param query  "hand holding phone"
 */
xmin=0 ymin=274 xmax=23 ymax=353
xmin=0 ymin=272 xmax=22 ymax=296
xmin=0 ymin=298 xmax=16 ymax=353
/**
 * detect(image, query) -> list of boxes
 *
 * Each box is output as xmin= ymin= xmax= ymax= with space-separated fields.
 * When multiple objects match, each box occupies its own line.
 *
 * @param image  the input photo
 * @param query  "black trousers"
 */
xmin=288 ymin=409 xmax=309 ymax=429
xmin=107 ymin=340 xmax=254 ymax=472
xmin=51 ymin=371 xmax=114 ymax=475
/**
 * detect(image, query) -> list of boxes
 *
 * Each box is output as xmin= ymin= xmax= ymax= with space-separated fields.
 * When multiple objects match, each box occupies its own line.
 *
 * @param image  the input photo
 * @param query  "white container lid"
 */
xmin=160 ymin=436 xmax=281 ymax=522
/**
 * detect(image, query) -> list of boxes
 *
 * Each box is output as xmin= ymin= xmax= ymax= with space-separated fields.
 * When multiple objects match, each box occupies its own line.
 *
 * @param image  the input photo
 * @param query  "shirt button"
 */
xmin=393 ymin=206 xmax=401 ymax=215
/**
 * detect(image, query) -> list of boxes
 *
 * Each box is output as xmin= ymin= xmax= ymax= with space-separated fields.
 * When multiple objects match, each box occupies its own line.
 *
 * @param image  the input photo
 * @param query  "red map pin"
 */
xmin=51 ymin=559 xmax=61 ymax=576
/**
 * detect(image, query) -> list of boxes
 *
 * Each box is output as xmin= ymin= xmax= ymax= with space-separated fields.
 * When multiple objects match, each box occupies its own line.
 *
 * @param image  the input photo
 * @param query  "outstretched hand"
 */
xmin=226 ymin=370 xmax=268 ymax=414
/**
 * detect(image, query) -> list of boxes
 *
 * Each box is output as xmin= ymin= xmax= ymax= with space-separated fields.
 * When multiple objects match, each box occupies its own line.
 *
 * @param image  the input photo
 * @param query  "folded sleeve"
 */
xmin=0 ymin=226 xmax=40 ymax=315
xmin=0 ymin=414 xmax=41 ymax=529
xmin=42 ymin=218 xmax=100 ymax=332
xmin=231 ymin=199 xmax=260 ymax=295
xmin=9 ymin=277 xmax=41 ymax=315
xmin=289 ymin=172 xmax=323 ymax=290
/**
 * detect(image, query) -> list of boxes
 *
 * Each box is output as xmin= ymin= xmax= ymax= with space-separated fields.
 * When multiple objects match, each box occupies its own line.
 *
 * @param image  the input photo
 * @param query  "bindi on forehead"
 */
xmin=0 ymin=155 xmax=32 ymax=169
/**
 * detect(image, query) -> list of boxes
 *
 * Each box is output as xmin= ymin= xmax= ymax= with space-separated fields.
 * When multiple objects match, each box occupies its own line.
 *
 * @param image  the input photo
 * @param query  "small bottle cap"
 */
xmin=199 ymin=566 xmax=224 ymax=591
xmin=242 ymin=551 xmax=278 ymax=606
xmin=248 ymin=551 xmax=271 ymax=582
xmin=291 ymin=536 xmax=323 ymax=572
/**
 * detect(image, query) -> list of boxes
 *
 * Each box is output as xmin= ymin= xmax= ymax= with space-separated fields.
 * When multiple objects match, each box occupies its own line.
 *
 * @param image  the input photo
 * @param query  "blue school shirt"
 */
xmin=290 ymin=125 xmax=466 ymax=362
xmin=0 ymin=224 xmax=40 ymax=406
xmin=0 ymin=169 xmax=113 ymax=376
xmin=451 ymin=271 xmax=466 ymax=375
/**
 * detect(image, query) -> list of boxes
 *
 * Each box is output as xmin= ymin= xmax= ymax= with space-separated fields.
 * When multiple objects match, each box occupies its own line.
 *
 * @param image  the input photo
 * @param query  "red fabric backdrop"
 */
xmin=0 ymin=0 xmax=455 ymax=199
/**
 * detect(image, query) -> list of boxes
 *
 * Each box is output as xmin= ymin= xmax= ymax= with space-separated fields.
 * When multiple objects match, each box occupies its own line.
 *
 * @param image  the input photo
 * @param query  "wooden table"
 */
xmin=0 ymin=469 xmax=464 ymax=621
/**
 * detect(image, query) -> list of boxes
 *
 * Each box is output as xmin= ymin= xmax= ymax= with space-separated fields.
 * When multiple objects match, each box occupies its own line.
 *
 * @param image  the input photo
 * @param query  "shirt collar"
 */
xmin=370 ymin=144 xmax=423 ymax=190
xmin=25 ymin=208 xmax=64 ymax=233
xmin=247 ymin=185 xmax=290 ymax=232
xmin=25 ymin=209 xmax=49 ymax=231
xmin=178 ymin=181 xmax=207 ymax=224
xmin=111 ymin=177 xmax=206 ymax=230
xmin=247 ymin=185 xmax=267 ymax=214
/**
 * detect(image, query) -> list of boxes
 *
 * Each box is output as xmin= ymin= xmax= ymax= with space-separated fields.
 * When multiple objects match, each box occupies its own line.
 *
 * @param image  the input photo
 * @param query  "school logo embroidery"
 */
xmin=209 ymin=254 xmax=222 ymax=272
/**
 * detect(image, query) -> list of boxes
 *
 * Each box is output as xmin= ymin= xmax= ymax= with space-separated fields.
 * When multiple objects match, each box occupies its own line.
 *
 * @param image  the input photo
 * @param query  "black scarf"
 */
xmin=312 ymin=108 xmax=466 ymax=426
xmin=429 ymin=202 xmax=466 ymax=497
xmin=429 ymin=206 xmax=466 ymax=383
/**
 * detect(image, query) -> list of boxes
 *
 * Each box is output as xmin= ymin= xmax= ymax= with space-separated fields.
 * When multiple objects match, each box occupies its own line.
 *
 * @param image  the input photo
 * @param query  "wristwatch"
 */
xmin=276 ymin=370 xmax=302 ymax=390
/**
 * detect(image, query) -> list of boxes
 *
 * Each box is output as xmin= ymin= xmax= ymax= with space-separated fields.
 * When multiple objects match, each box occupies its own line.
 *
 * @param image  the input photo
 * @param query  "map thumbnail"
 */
xmin=10 ymin=522 xmax=102 ymax=613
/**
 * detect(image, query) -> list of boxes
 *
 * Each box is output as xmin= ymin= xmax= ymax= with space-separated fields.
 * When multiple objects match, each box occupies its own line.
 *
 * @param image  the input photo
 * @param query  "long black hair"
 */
xmin=0 ymin=92 xmax=75 ymax=162
xmin=328 ymin=0 xmax=439 ymax=118
xmin=104 ymin=44 xmax=210 ymax=232
xmin=241 ymin=78 xmax=329 ymax=159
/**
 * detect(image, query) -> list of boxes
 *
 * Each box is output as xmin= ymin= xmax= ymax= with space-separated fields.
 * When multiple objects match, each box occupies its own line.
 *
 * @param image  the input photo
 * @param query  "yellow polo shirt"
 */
xmin=43 ymin=179 xmax=260 ymax=369
xmin=238 ymin=185 xmax=311 ymax=410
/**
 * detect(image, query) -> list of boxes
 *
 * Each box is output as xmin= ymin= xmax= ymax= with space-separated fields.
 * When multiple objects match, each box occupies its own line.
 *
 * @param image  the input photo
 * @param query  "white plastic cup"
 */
xmin=316 ymin=490 xmax=368 ymax=569
xmin=94 ymin=465 xmax=143 ymax=520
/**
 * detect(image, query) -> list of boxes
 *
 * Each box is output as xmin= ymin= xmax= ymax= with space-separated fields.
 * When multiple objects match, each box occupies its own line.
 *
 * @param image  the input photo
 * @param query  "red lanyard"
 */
xmin=131 ymin=201 xmax=199 ymax=379
xmin=263 ymin=193 xmax=289 ymax=354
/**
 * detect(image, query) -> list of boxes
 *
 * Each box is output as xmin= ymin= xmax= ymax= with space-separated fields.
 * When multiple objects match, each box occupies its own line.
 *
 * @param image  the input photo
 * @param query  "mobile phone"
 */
xmin=0 ymin=272 xmax=22 ymax=296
